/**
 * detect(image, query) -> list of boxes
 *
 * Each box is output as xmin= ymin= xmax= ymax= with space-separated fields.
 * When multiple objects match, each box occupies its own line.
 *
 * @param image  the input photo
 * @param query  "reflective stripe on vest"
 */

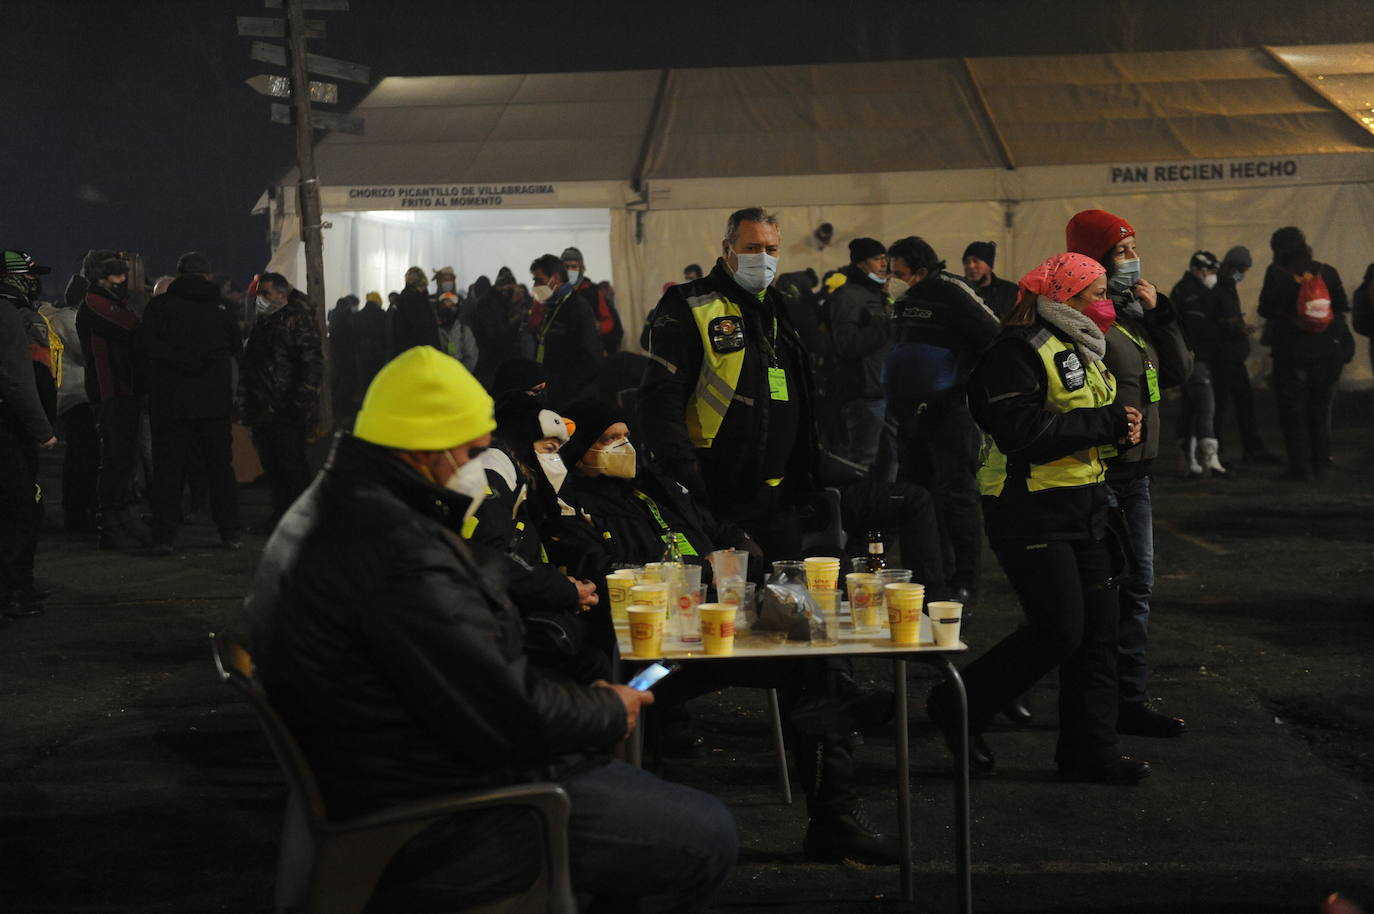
xmin=684 ymin=292 xmax=746 ymax=448
xmin=977 ymin=326 xmax=1117 ymax=497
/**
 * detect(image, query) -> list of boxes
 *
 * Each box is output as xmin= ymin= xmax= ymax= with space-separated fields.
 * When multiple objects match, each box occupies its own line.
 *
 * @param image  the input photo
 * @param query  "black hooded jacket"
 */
xmin=248 ymin=434 xmax=626 ymax=819
xmin=135 ymin=274 xmax=240 ymax=418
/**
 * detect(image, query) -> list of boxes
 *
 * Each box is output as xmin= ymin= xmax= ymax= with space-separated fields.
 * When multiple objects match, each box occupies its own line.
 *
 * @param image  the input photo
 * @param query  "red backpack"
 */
xmin=1293 ymin=269 xmax=1333 ymax=334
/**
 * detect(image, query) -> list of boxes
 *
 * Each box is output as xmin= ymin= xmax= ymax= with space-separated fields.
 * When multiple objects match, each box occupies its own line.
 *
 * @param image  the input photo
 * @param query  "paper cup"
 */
xmin=927 ymin=600 xmax=964 ymax=648
xmin=846 ymin=572 xmax=885 ymax=632
xmin=607 ymin=571 xmax=637 ymax=624
xmin=885 ymin=583 xmax=925 ymax=645
xmin=803 ymin=556 xmax=842 ymax=591
xmin=626 ymin=605 xmax=666 ymax=657
xmin=698 ymin=603 xmax=737 ymax=655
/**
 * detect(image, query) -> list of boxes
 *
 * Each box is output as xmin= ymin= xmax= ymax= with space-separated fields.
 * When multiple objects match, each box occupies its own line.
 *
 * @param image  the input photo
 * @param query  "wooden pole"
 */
xmin=285 ymin=0 xmax=333 ymax=435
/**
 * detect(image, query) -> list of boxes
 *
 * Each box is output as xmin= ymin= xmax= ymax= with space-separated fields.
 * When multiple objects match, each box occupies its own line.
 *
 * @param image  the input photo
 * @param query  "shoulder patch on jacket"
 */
xmin=707 ymin=316 xmax=745 ymax=354
xmin=1054 ymin=349 xmax=1086 ymax=391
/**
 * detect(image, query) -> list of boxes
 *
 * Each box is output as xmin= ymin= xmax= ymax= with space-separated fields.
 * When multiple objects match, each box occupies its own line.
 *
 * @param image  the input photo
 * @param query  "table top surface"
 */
xmin=615 ymin=616 xmax=967 ymax=662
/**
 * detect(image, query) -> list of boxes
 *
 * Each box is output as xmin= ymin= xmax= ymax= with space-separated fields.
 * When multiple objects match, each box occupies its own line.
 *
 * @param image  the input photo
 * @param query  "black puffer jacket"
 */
xmin=238 ymin=290 xmax=324 ymax=427
xmin=135 ymin=275 xmax=239 ymax=419
xmin=248 ymin=434 xmax=626 ymax=819
xmin=827 ymin=265 xmax=891 ymax=401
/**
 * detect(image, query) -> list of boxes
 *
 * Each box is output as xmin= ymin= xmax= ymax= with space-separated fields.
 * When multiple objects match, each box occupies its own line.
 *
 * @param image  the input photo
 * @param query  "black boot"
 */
xmin=927 ymin=686 xmax=995 ymax=776
xmin=1117 ymin=701 xmax=1187 ymax=738
xmin=1003 ymin=695 xmax=1033 ymax=726
xmin=803 ymin=806 xmax=901 ymax=866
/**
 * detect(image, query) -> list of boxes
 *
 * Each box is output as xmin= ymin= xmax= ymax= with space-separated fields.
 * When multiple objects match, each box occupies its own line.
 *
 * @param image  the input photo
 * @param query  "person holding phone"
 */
xmin=249 ymin=348 xmax=736 ymax=912
xmin=929 ymin=252 xmax=1151 ymax=785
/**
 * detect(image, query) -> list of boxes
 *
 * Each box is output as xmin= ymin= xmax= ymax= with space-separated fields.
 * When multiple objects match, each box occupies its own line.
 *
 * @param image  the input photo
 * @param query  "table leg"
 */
xmin=935 ymin=657 xmax=972 ymax=914
xmin=895 ymin=659 xmax=912 ymax=903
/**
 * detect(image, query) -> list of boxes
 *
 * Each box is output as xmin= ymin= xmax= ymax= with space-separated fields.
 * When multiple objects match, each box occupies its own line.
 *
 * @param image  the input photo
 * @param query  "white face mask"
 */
xmin=590 ymin=438 xmax=636 ymax=478
xmin=729 ymin=248 xmax=779 ymax=293
xmin=439 ymin=280 xmax=455 ymax=292
xmin=866 ymin=271 xmax=886 ymax=285
xmin=444 ymin=452 xmax=489 ymax=520
xmin=1202 ymin=273 xmax=1218 ymax=289
xmin=566 ymin=269 xmax=581 ymax=285
xmin=1231 ymin=270 xmax=1245 ymax=284
xmin=886 ymin=277 xmax=910 ymax=301
xmin=255 ymin=295 xmax=273 ymax=315
xmin=1109 ymin=258 xmax=1141 ymax=295
xmin=537 ymin=452 xmax=568 ymax=492
xmin=530 ymin=283 xmax=554 ymax=304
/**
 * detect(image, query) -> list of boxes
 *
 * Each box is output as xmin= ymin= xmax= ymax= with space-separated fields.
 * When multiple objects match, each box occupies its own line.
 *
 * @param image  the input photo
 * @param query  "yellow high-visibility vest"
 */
xmin=681 ymin=291 xmax=747 ymax=449
xmin=978 ymin=325 xmax=1116 ymax=497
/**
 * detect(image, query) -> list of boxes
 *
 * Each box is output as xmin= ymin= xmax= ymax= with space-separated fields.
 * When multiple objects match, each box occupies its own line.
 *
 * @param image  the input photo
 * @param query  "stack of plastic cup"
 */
xmin=803 ymin=556 xmax=841 ymax=592
xmin=885 ymin=582 xmax=926 ymax=644
xmin=846 ymin=572 xmax=885 ymax=633
xmin=676 ymin=582 xmax=705 ymax=644
xmin=878 ymin=568 xmax=913 ymax=587
xmin=607 ymin=570 xmax=638 ymax=624
xmin=718 ymin=579 xmax=757 ymax=630
xmin=630 ymin=582 xmax=670 ymax=632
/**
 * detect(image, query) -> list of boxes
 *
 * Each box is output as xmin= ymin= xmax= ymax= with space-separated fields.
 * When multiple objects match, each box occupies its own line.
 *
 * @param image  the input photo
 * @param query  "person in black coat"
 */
xmin=352 ymin=291 xmax=390 ymax=393
xmin=248 ymin=346 xmax=735 ymax=911
xmin=389 ymin=266 xmax=441 ymax=355
xmin=1257 ymin=226 xmax=1356 ymax=481
xmin=135 ymin=251 xmax=242 ymax=552
xmin=961 ymin=240 xmax=1019 ymax=318
xmin=529 ymin=253 xmax=603 ymax=409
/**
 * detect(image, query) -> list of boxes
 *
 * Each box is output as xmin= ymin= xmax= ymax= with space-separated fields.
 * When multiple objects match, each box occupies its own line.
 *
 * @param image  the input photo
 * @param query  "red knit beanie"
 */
xmin=1065 ymin=209 xmax=1135 ymax=261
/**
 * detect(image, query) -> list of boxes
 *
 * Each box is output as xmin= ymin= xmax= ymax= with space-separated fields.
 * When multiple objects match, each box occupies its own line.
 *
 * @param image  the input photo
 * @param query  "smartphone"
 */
xmin=627 ymin=661 xmax=677 ymax=691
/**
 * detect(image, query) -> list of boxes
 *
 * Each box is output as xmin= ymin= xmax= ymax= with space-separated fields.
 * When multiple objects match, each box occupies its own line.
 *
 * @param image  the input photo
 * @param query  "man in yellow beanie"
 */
xmin=248 ymin=346 xmax=736 ymax=912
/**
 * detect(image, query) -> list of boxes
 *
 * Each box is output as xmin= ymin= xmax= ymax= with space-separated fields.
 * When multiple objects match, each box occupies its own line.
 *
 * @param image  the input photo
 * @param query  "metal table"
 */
xmin=618 ymin=617 xmax=972 ymax=914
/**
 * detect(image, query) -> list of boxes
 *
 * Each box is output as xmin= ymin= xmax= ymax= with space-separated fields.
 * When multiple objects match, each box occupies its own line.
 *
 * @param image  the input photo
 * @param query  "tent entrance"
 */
xmin=320 ymin=207 xmax=613 ymax=301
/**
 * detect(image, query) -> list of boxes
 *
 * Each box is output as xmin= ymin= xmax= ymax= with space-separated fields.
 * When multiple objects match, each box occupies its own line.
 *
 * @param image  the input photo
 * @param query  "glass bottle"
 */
xmin=862 ymin=531 xmax=887 ymax=574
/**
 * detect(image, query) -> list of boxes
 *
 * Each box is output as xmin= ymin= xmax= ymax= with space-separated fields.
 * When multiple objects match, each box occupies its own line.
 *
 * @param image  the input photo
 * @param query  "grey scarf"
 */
xmin=1036 ymin=296 xmax=1107 ymax=363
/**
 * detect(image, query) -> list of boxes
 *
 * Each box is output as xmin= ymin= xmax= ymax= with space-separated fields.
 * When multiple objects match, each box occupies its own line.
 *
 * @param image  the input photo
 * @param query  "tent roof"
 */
xmin=300 ymin=43 xmax=1374 ymax=188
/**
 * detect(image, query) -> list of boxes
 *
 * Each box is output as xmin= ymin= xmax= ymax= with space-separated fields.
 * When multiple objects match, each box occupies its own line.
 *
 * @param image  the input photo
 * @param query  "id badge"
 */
xmin=767 ymin=366 xmax=789 ymax=401
xmin=1144 ymin=363 xmax=1161 ymax=403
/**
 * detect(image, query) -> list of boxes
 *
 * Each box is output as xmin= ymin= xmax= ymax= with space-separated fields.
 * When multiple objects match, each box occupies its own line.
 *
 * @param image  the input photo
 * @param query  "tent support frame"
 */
xmin=960 ymin=58 xmax=1016 ymax=172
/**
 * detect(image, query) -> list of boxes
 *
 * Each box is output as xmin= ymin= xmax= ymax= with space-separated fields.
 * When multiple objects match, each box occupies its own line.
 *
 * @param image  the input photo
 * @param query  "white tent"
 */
xmin=264 ymin=43 xmax=1374 ymax=381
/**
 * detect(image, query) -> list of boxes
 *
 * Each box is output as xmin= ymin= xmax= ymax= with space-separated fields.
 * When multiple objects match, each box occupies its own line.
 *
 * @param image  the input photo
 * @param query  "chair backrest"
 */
xmin=800 ymin=486 xmax=847 ymax=556
xmin=210 ymin=633 xmax=330 ymax=825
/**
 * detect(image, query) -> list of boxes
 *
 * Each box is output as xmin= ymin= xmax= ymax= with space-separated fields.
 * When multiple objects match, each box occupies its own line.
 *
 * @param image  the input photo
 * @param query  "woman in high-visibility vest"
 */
xmin=928 ymin=252 xmax=1151 ymax=785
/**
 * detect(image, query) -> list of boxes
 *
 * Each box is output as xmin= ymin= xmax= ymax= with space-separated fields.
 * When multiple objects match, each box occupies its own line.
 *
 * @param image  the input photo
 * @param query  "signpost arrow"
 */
xmin=246 ymin=74 xmax=339 ymax=105
xmin=270 ymin=102 xmax=365 ymax=135
xmin=237 ymin=16 xmax=325 ymax=39
xmin=249 ymin=41 xmax=369 ymax=84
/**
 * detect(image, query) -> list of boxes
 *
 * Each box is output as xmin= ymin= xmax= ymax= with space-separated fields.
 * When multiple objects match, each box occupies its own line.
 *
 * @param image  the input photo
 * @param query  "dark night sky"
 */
xmin=4 ymin=0 xmax=1371 ymax=297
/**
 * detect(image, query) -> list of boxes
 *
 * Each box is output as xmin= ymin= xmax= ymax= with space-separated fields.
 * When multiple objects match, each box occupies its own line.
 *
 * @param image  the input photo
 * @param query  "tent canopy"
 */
xmin=291 ymin=43 xmax=1374 ymax=194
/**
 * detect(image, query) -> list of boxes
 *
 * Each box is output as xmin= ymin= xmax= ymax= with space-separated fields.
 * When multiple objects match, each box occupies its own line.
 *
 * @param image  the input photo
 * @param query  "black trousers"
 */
xmin=1271 ymin=358 xmax=1342 ymax=477
xmin=1211 ymin=358 xmax=1265 ymax=454
xmin=150 ymin=413 xmax=241 ymax=544
xmin=0 ymin=406 xmax=42 ymax=595
xmin=94 ymin=395 xmax=142 ymax=516
xmin=958 ymin=536 xmax=1121 ymax=767
xmin=251 ymin=420 xmax=312 ymax=522
xmin=888 ymin=395 xmax=983 ymax=594
xmin=59 ymin=402 xmax=99 ymax=528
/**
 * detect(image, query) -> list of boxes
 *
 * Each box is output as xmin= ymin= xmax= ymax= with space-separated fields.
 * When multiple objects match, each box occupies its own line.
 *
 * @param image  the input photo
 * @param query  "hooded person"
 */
xmin=135 ymin=250 xmax=243 ymax=553
xmin=249 ymin=345 xmax=736 ymax=912
xmin=1256 ymin=225 xmax=1354 ymax=480
xmin=1170 ymin=250 xmax=1228 ymax=477
xmin=1065 ymin=210 xmax=1192 ymax=741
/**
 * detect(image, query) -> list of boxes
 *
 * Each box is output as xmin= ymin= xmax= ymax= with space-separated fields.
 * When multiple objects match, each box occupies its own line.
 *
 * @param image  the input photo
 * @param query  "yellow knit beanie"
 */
xmin=353 ymin=346 xmax=495 ymax=451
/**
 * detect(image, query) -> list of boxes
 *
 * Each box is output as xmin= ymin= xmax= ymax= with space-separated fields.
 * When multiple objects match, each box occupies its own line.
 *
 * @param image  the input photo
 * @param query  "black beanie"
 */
xmin=848 ymin=237 xmax=886 ymax=264
xmin=176 ymin=251 xmax=212 ymax=275
xmin=495 ymin=392 xmax=566 ymax=458
xmin=962 ymin=241 xmax=996 ymax=267
xmin=560 ymin=398 xmax=627 ymax=468
xmin=491 ymin=357 xmax=547 ymax=399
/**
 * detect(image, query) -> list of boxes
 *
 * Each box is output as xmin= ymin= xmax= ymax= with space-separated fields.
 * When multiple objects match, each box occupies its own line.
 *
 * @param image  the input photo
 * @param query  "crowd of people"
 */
xmin=0 ymin=206 xmax=1367 ymax=911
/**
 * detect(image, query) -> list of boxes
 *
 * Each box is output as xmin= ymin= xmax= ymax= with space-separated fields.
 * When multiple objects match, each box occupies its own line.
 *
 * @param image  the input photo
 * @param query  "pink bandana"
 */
xmin=1017 ymin=252 xmax=1106 ymax=307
